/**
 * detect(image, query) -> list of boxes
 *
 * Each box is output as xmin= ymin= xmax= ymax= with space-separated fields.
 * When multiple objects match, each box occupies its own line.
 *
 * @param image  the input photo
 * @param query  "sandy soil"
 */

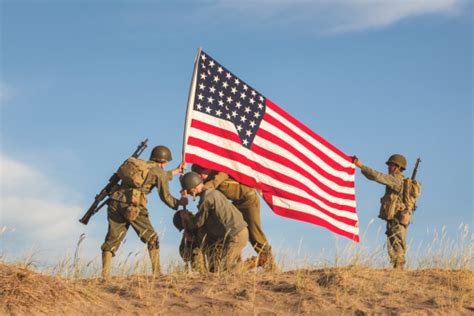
xmin=1 ymin=263 xmax=473 ymax=315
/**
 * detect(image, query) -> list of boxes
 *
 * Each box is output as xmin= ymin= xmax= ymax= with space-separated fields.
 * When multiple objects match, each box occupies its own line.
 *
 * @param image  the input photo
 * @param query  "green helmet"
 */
xmin=173 ymin=211 xmax=184 ymax=232
xmin=181 ymin=172 xmax=202 ymax=191
xmin=150 ymin=145 xmax=172 ymax=163
xmin=386 ymin=154 xmax=407 ymax=171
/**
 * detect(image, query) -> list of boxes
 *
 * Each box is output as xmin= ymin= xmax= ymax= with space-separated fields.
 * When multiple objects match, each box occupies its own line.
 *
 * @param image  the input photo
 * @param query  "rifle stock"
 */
xmin=79 ymin=138 xmax=148 ymax=225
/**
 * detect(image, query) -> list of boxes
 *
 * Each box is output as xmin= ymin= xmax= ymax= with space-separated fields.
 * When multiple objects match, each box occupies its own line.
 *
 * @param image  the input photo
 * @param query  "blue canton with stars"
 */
xmin=193 ymin=51 xmax=266 ymax=149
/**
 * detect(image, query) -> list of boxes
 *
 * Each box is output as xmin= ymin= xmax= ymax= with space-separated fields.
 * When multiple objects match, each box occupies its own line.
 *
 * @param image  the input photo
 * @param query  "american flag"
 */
xmin=183 ymin=49 xmax=359 ymax=241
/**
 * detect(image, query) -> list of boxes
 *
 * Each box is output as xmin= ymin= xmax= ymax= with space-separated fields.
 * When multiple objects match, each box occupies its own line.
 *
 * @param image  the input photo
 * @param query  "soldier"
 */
xmin=101 ymin=145 xmax=188 ymax=278
xmin=179 ymin=171 xmax=249 ymax=272
xmin=354 ymin=154 xmax=409 ymax=269
xmin=190 ymin=164 xmax=276 ymax=270
xmin=173 ymin=211 xmax=206 ymax=272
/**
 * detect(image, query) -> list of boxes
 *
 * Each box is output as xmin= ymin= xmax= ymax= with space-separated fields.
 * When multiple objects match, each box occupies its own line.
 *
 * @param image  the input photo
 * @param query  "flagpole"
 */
xmin=181 ymin=47 xmax=202 ymax=164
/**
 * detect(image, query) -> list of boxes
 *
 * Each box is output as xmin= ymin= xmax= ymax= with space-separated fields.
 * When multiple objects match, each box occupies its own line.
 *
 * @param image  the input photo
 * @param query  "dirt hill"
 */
xmin=1 ymin=263 xmax=473 ymax=315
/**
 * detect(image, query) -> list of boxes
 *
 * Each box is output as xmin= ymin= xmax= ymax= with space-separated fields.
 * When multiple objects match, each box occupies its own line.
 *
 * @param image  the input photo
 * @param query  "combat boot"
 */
xmin=263 ymin=256 xmax=279 ymax=273
xmin=258 ymin=250 xmax=279 ymax=273
xmin=394 ymin=260 xmax=405 ymax=270
xmin=102 ymin=251 xmax=113 ymax=279
xmin=148 ymin=248 xmax=160 ymax=277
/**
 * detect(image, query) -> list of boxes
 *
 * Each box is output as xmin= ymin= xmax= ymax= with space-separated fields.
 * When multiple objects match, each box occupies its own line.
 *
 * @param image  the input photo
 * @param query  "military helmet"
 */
xmin=173 ymin=211 xmax=184 ymax=232
xmin=386 ymin=154 xmax=407 ymax=171
xmin=150 ymin=145 xmax=172 ymax=163
xmin=181 ymin=172 xmax=203 ymax=191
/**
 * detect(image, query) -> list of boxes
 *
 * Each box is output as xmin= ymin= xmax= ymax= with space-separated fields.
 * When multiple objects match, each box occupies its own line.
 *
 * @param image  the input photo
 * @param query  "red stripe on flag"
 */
xmin=255 ymin=128 xmax=354 ymax=187
xmin=191 ymin=119 xmax=241 ymax=144
xmin=263 ymin=191 xmax=359 ymax=242
xmin=259 ymin=184 xmax=357 ymax=224
xmin=251 ymin=142 xmax=355 ymax=200
xmin=263 ymin=112 xmax=355 ymax=176
xmin=266 ymin=99 xmax=354 ymax=165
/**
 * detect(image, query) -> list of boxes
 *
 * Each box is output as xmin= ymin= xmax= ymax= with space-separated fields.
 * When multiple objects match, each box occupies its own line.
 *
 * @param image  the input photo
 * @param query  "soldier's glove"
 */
xmin=352 ymin=156 xmax=363 ymax=168
xmin=178 ymin=196 xmax=189 ymax=206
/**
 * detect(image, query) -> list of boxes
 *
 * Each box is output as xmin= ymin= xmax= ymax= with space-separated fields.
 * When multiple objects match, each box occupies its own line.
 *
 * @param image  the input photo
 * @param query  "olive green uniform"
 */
xmin=179 ymin=234 xmax=206 ymax=272
xmin=189 ymin=188 xmax=248 ymax=272
xmin=361 ymin=165 xmax=407 ymax=268
xmin=203 ymin=172 xmax=272 ymax=258
xmin=101 ymin=164 xmax=180 ymax=254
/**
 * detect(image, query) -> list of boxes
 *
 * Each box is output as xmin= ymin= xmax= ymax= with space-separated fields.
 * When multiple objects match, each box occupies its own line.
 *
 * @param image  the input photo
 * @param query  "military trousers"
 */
xmin=386 ymin=218 xmax=407 ymax=267
xmin=101 ymin=200 xmax=159 ymax=255
xmin=179 ymin=235 xmax=206 ymax=272
xmin=205 ymin=228 xmax=249 ymax=272
xmin=234 ymin=192 xmax=271 ymax=255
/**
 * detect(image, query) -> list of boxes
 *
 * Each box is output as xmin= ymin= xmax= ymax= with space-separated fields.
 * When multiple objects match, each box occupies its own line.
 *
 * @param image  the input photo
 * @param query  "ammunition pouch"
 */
xmin=397 ymin=210 xmax=411 ymax=226
xmin=111 ymin=188 xmax=147 ymax=221
xmin=124 ymin=206 xmax=141 ymax=222
xmin=124 ymin=188 xmax=148 ymax=208
xmin=379 ymin=193 xmax=398 ymax=220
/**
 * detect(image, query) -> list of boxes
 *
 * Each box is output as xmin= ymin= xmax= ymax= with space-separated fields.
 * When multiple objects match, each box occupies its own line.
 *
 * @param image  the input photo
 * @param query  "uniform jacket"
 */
xmin=203 ymin=172 xmax=256 ymax=203
xmin=190 ymin=189 xmax=247 ymax=241
xmin=110 ymin=163 xmax=179 ymax=210
xmin=361 ymin=165 xmax=406 ymax=219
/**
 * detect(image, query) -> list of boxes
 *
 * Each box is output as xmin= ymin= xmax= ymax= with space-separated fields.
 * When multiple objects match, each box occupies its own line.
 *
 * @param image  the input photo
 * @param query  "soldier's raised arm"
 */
xmin=203 ymin=171 xmax=229 ymax=190
xmin=156 ymin=170 xmax=181 ymax=210
xmin=354 ymin=157 xmax=403 ymax=192
xmin=149 ymin=146 xmax=187 ymax=210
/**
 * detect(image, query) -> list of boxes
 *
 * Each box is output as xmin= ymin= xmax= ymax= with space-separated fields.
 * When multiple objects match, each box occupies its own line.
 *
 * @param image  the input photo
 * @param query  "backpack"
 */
xmin=402 ymin=178 xmax=422 ymax=211
xmin=117 ymin=157 xmax=153 ymax=188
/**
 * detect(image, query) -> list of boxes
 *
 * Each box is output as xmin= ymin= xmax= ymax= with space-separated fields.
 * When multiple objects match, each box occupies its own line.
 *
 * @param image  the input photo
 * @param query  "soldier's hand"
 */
xmin=178 ymin=161 xmax=187 ymax=173
xmin=178 ymin=196 xmax=188 ymax=206
xmin=353 ymin=156 xmax=363 ymax=168
xmin=172 ymin=163 xmax=186 ymax=177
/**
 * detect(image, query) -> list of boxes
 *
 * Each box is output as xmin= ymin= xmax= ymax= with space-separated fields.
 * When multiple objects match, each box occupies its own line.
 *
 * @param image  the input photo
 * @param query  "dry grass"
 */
xmin=1 ymin=263 xmax=473 ymax=315
xmin=1 ymin=223 xmax=473 ymax=315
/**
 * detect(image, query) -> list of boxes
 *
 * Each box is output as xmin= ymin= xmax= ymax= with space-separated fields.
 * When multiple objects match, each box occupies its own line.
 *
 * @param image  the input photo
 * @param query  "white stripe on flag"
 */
xmin=253 ymin=134 xmax=354 ymax=194
xmin=259 ymin=119 xmax=353 ymax=181
xmin=266 ymin=106 xmax=354 ymax=169
xmin=271 ymin=196 xmax=359 ymax=234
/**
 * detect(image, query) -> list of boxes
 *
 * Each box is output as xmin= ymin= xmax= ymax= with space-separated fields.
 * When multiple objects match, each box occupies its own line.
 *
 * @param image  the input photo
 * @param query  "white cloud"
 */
xmin=214 ymin=0 xmax=467 ymax=33
xmin=0 ymin=154 xmax=84 ymax=247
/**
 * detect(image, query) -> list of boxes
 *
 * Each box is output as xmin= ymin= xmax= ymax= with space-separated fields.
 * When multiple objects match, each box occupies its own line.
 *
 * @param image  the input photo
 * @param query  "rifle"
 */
xmin=411 ymin=158 xmax=421 ymax=181
xmin=410 ymin=157 xmax=421 ymax=213
xmin=79 ymin=138 xmax=149 ymax=225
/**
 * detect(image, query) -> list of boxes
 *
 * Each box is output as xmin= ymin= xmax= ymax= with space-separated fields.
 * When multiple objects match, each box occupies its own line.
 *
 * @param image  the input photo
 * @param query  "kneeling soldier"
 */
xmin=180 ymin=171 xmax=249 ymax=272
xmin=173 ymin=211 xmax=206 ymax=272
xmin=191 ymin=164 xmax=276 ymax=270
xmin=101 ymin=145 xmax=188 ymax=278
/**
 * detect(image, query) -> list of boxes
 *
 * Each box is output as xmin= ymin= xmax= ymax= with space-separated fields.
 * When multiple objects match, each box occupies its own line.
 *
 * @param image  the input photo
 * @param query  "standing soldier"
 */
xmin=179 ymin=171 xmax=249 ymax=272
xmin=101 ymin=145 xmax=188 ymax=278
xmin=354 ymin=154 xmax=409 ymax=269
xmin=191 ymin=164 xmax=276 ymax=270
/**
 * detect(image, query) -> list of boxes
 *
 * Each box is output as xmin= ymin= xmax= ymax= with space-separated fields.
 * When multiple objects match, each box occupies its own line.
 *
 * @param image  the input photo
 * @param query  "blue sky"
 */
xmin=1 ymin=1 xmax=472 ymax=270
